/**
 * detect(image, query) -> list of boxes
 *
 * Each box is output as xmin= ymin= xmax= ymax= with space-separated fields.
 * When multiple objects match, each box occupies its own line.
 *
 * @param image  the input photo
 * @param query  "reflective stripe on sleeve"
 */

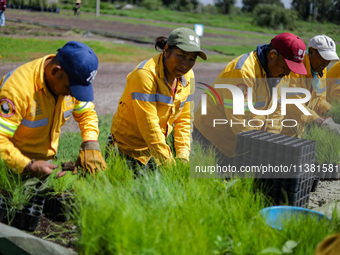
xmin=132 ymin=92 xmax=156 ymax=102
xmin=254 ymin=101 xmax=266 ymax=108
xmin=180 ymin=94 xmax=193 ymax=108
xmin=316 ymin=86 xmax=327 ymax=94
xmin=224 ymin=98 xmax=252 ymax=111
xmin=286 ymin=92 xmax=307 ymax=98
xmin=0 ymin=69 xmax=15 ymax=89
xmin=235 ymin=52 xmax=251 ymax=70
xmin=132 ymin=92 xmax=174 ymax=104
xmin=137 ymin=60 xmax=148 ymax=69
xmin=0 ymin=117 xmax=18 ymax=136
xmin=73 ymin=102 xmax=93 ymax=113
xmin=21 ymin=118 xmax=48 ymax=128
xmin=156 ymin=93 xmax=173 ymax=104
xmin=63 ymin=109 xmax=73 ymax=119
xmin=334 ymin=79 xmax=340 ymax=85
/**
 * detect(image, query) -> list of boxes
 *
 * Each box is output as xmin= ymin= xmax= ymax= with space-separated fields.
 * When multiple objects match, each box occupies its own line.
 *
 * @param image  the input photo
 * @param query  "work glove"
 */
xmin=321 ymin=117 xmax=340 ymax=135
xmin=74 ymin=141 xmax=107 ymax=175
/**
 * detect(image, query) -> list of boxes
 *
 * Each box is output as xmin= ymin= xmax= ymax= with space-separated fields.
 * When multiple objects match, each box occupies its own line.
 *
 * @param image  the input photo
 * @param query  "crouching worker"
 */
xmin=106 ymin=27 xmax=207 ymax=172
xmin=0 ymin=41 xmax=107 ymax=179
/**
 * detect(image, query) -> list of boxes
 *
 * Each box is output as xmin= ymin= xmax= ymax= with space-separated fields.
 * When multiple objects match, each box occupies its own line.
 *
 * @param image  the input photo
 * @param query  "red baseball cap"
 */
xmin=271 ymin=33 xmax=307 ymax=75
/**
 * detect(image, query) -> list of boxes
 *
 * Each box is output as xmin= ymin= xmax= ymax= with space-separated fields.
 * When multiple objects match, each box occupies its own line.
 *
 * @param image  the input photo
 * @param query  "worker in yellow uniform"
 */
xmin=326 ymin=60 xmax=340 ymax=104
xmin=269 ymin=34 xmax=340 ymax=137
xmin=193 ymin=33 xmax=307 ymax=165
xmin=0 ymin=41 xmax=107 ymax=178
xmin=106 ymin=27 xmax=207 ymax=171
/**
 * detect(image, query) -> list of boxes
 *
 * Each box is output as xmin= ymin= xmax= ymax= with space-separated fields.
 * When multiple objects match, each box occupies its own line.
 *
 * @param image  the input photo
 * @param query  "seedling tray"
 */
xmin=43 ymin=194 xmax=71 ymax=222
xmin=0 ymin=194 xmax=45 ymax=232
xmin=234 ymin=130 xmax=316 ymax=208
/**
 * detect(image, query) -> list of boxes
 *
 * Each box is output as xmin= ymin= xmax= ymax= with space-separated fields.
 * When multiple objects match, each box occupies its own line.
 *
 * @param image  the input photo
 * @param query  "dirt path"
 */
xmin=6 ymin=9 xmax=272 ymax=47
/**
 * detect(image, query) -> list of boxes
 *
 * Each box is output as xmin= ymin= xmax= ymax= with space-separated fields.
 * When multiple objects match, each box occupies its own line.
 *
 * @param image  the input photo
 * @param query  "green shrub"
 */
xmin=142 ymin=0 xmax=162 ymax=10
xmin=253 ymin=4 xmax=298 ymax=30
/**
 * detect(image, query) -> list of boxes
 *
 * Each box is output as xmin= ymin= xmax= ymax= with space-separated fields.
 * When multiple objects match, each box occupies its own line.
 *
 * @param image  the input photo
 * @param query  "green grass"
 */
xmin=303 ymin=125 xmax=340 ymax=165
xmin=71 ymin=153 xmax=338 ymax=255
xmin=1 ymin=8 xmax=340 ymax=252
xmin=54 ymin=6 xmax=340 ymax=43
xmin=40 ymin=171 xmax=80 ymax=196
xmin=0 ymin=114 xmax=339 ymax=253
xmin=302 ymin=102 xmax=340 ymax=165
xmin=0 ymin=161 xmax=38 ymax=221
xmin=0 ymin=37 xmax=156 ymax=63
xmin=5 ymin=8 xmax=340 ymax=63
xmin=327 ymin=101 xmax=340 ymax=124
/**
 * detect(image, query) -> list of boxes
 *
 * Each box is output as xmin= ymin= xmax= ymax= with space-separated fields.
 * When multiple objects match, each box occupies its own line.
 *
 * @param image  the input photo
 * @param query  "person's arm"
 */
xmin=72 ymin=100 xmax=99 ymax=141
xmin=72 ymin=100 xmax=106 ymax=174
xmin=326 ymin=62 xmax=340 ymax=104
xmin=129 ymin=69 xmax=173 ymax=165
xmin=315 ymin=88 xmax=332 ymax=116
xmin=326 ymin=77 xmax=340 ymax=103
xmin=266 ymin=76 xmax=319 ymax=135
xmin=173 ymin=73 xmax=195 ymax=161
xmin=0 ymin=85 xmax=58 ymax=175
xmin=313 ymin=71 xmax=332 ymax=116
xmin=219 ymin=69 xmax=266 ymax=135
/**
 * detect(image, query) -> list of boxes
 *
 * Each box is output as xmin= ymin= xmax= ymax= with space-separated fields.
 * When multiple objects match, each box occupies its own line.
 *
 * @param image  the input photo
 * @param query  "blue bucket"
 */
xmin=259 ymin=206 xmax=331 ymax=230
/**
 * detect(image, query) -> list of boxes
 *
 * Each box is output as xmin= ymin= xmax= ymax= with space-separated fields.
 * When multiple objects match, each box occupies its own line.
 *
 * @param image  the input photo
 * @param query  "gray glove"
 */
xmin=321 ymin=117 xmax=340 ymax=135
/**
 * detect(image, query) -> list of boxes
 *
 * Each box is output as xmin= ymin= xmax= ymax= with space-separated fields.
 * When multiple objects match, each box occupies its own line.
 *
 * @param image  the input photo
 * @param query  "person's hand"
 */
xmin=321 ymin=117 xmax=340 ymax=135
xmin=74 ymin=141 xmax=107 ymax=175
xmin=23 ymin=160 xmax=65 ymax=179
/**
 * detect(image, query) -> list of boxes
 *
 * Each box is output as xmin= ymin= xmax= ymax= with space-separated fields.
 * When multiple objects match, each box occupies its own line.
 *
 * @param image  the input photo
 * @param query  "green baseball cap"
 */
xmin=167 ymin=27 xmax=207 ymax=61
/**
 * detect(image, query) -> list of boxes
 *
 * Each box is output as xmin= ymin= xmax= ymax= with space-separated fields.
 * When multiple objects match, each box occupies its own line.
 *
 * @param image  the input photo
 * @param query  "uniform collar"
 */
xmin=256 ymin=44 xmax=282 ymax=89
xmin=36 ymin=54 xmax=56 ymax=95
xmin=256 ymin=44 xmax=270 ymax=76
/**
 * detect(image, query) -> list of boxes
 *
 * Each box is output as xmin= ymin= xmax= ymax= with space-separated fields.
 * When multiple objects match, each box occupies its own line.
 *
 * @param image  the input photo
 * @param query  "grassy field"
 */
xmin=1 ymin=114 xmax=339 ymax=254
xmin=0 ymin=35 xmax=157 ymax=63
xmin=60 ymin=5 xmax=340 ymax=40
xmin=4 ymin=7 xmax=340 ymax=63
xmin=1 ymin=9 xmax=340 ymax=254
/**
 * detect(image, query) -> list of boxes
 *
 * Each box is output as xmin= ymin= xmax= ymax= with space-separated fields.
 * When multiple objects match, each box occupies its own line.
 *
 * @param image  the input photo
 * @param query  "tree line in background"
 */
xmin=97 ymin=0 xmax=340 ymax=28
xmin=7 ymin=0 xmax=340 ymax=28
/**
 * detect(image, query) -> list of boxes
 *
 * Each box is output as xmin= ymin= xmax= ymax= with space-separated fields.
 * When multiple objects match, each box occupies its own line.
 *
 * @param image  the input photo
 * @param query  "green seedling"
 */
xmin=0 ymin=160 xmax=38 ymax=222
xmin=39 ymin=169 xmax=80 ymax=197
xmin=327 ymin=101 xmax=340 ymax=124
xmin=303 ymin=125 xmax=340 ymax=165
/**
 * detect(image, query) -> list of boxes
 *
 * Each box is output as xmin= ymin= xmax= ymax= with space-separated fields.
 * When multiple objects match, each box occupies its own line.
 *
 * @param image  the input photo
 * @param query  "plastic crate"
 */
xmin=235 ymin=130 xmax=316 ymax=208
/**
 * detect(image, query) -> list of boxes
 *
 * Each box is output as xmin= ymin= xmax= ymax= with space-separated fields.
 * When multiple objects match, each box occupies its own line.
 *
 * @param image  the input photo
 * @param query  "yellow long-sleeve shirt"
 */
xmin=111 ymin=53 xmax=194 ymax=165
xmin=326 ymin=61 xmax=340 ymax=103
xmin=0 ymin=55 xmax=99 ymax=173
xmin=194 ymin=46 xmax=286 ymax=158
xmin=270 ymin=54 xmax=332 ymax=138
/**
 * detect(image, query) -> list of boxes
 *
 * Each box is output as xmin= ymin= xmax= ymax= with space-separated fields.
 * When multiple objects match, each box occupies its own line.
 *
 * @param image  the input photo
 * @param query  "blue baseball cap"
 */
xmin=56 ymin=41 xmax=98 ymax=101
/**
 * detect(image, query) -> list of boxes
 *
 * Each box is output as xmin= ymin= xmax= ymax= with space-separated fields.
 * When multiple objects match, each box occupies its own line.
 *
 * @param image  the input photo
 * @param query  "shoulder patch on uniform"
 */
xmin=0 ymin=98 xmax=15 ymax=117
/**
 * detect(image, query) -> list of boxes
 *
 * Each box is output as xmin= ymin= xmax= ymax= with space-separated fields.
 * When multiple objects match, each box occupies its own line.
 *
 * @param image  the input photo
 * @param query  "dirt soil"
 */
xmin=1 ymin=9 xmax=339 ymax=251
